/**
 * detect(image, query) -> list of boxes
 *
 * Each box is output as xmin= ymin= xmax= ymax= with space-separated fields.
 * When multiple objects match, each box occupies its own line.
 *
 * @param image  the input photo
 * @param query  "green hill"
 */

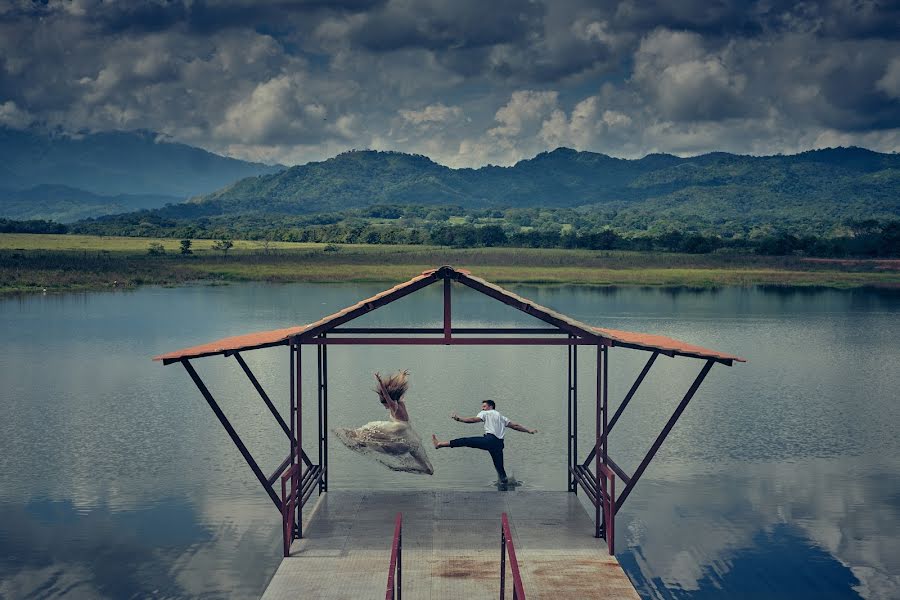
xmin=184 ymin=147 xmax=900 ymax=230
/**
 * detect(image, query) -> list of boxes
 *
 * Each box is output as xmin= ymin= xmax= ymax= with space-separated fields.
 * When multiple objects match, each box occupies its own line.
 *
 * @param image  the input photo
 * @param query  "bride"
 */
xmin=333 ymin=370 xmax=434 ymax=475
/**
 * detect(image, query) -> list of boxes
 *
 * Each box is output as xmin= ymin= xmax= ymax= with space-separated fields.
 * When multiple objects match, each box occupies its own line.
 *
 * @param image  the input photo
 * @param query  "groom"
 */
xmin=432 ymin=400 xmax=537 ymax=483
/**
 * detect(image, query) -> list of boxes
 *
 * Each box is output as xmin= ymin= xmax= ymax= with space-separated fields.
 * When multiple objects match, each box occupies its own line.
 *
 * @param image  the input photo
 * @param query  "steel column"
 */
xmin=615 ymin=359 xmax=715 ymax=514
xmin=322 ymin=336 xmax=329 ymax=491
xmin=181 ymin=359 xmax=282 ymax=511
xmin=573 ymin=342 xmax=577 ymax=494
xmin=566 ymin=336 xmax=579 ymax=493
xmin=595 ymin=345 xmax=602 ymax=538
xmin=317 ymin=338 xmax=324 ymax=494
xmin=601 ymin=346 xmax=609 ymax=540
xmin=289 ymin=344 xmax=296 ymax=471
xmin=295 ymin=342 xmax=303 ymax=537
xmin=289 ymin=343 xmax=297 ymax=540
xmin=567 ymin=337 xmax=573 ymax=492
xmin=443 ymin=278 xmax=451 ymax=341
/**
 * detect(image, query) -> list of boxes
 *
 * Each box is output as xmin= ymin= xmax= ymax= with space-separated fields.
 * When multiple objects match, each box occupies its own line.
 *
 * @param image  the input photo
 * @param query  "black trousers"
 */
xmin=449 ymin=433 xmax=507 ymax=480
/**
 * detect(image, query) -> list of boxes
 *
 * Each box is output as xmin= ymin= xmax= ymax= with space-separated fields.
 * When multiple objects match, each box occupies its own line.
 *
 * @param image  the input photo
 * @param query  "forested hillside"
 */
xmin=185 ymin=147 xmax=900 ymax=233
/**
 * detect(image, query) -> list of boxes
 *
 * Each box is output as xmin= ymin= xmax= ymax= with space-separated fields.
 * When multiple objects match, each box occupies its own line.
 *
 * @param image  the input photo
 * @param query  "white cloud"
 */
xmin=398 ymin=103 xmax=462 ymax=127
xmin=632 ymin=29 xmax=750 ymax=121
xmin=1 ymin=2 xmax=898 ymax=167
xmin=489 ymin=90 xmax=559 ymax=138
xmin=0 ymin=101 xmax=33 ymax=128
xmin=877 ymin=58 xmax=900 ymax=100
xmin=539 ymin=95 xmax=634 ymax=149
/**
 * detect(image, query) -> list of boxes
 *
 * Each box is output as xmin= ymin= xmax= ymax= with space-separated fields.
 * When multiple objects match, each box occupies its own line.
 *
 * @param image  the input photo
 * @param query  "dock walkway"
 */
xmin=261 ymin=490 xmax=639 ymax=600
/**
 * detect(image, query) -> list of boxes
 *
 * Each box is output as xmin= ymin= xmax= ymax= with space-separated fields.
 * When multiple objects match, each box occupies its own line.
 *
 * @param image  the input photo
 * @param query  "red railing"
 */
xmin=500 ymin=513 xmax=526 ymax=600
xmin=280 ymin=460 xmax=324 ymax=556
xmin=599 ymin=463 xmax=615 ymax=556
xmin=571 ymin=462 xmax=616 ymax=555
xmin=280 ymin=464 xmax=299 ymax=557
xmin=385 ymin=512 xmax=403 ymax=600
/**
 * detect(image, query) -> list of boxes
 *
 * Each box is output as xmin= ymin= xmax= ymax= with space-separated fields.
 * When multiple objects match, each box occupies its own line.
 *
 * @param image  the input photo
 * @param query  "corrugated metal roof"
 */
xmin=154 ymin=266 xmax=745 ymax=365
xmin=593 ymin=327 xmax=744 ymax=363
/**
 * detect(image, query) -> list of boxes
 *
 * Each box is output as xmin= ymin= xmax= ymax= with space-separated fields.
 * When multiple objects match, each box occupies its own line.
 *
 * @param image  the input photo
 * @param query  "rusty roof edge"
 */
xmin=153 ymin=266 xmax=746 ymax=365
xmin=453 ymin=269 xmax=744 ymax=364
xmin=153 ymin=269 xmax=441 ymax=364
xmin=592 ymin=326 xmax=747 ymax=365
xmin=455 ymin=270 xmax=607 ymax=341
xmin=295 ymin=269 xmax=440 ymax=340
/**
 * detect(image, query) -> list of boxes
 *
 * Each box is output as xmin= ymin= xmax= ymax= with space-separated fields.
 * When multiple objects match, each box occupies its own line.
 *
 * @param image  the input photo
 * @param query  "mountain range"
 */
xmin=0 ymin=185 xmax=179 ymax=223
xmin=1 ymin=126 xmax=898 ymax=231
xmin=0 ymin=128 xmax=282 ymax=219
xmin=184 ymin=146 xmax=900 ymax=228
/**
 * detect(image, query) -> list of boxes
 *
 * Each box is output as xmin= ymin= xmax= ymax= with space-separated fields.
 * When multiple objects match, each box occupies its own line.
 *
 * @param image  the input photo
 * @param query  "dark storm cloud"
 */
xmin=0 ymin=0 xmax=897 ymax=166
xmin=349 ymin=0 xmax=542 ymax=51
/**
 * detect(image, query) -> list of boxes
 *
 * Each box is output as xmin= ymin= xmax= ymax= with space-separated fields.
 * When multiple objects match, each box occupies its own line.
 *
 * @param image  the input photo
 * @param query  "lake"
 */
xmin=1 ymin=282 xmax=898 ymax=599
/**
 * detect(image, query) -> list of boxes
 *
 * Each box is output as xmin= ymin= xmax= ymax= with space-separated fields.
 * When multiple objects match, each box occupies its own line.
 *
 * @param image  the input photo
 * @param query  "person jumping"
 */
xmin=432 ymin=400 xmax=537 ymax=484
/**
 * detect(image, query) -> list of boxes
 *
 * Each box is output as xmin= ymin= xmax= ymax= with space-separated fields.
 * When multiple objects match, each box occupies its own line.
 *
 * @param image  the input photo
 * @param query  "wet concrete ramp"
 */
xmin=262 ymin=490 xmax=639 ymax=600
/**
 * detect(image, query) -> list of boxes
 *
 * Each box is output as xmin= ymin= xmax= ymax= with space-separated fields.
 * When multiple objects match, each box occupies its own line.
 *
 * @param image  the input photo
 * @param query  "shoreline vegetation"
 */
xmin=1 ymin=234 xmax=898 ymax=295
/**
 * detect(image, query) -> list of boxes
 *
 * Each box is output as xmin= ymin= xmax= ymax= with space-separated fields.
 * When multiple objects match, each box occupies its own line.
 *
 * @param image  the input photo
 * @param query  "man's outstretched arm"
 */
xmin=451 ymin=412 xmax=482 ymax=424
xmin=507 ymin=422 xmax=538 ymax=434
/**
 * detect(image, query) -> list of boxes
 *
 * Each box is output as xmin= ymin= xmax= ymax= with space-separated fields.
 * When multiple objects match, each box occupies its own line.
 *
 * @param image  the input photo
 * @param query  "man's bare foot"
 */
xmin=432 ymin=434 xmax=440 ymax=448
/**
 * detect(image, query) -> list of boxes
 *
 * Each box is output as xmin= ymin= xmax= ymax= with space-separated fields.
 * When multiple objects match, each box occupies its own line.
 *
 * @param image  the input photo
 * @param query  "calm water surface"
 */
xmin=1 ymin=283 xmax=898 ymax=599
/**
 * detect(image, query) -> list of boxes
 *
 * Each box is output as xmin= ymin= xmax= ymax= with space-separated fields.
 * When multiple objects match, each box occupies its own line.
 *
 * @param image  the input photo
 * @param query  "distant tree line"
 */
xmin=3 ymin=210 xmax=898 ymax=257
xmin=0 ymin=218 xmax=68 ymax=234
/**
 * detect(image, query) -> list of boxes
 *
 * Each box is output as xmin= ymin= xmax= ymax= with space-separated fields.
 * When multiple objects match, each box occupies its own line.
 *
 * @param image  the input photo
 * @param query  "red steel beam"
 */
xmin=301 ymin=337 xmax=594 ymax=345
xmin=582 ymin=351 xmax=659 ymax=467
xmin=181 ymin=359 xmax=282 ymax=511
xmin=330 ymin=327 xmax=565 ymax=335
xmin=615 ymin=359 xmax=715 ymax=514
xmin=298 ymin=271 xmax=440 ymax=340
xmin=234 ymin=351 xmax=292 ymax=439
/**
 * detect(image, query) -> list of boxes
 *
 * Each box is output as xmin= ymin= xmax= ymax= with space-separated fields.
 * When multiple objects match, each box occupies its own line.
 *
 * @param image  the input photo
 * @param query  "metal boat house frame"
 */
xmin=155 ymin=266 xmax=745 ymax=555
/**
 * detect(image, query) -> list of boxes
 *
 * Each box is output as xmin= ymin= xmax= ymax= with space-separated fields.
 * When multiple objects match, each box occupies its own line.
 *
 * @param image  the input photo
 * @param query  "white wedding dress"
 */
xmin=333 ymin=371 xmax=434 ymax=475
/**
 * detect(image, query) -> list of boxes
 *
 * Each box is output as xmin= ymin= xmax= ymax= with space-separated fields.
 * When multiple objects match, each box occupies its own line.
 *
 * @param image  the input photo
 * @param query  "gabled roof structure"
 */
xmin=155 ymin=265 xmax=744 ymax=365
xmin=156 ymin=264 xmax=745 ymax=557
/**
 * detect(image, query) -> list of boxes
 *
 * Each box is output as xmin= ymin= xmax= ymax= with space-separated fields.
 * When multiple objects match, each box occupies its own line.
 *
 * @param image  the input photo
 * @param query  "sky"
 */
xmin=2 ymin=0 xmax=900 ymax=167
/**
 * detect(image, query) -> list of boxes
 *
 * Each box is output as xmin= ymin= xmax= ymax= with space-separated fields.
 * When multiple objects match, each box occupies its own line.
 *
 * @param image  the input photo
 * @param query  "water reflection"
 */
xmin=0 ymin=495 xmax=280 ymax=599
xmin=615 ymin=457 xmax=900 ymax=600
xmin=0 ymin=283 xmax=898 ymax=599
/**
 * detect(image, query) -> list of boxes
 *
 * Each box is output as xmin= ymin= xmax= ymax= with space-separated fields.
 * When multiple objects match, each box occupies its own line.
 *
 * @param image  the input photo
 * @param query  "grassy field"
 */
xmin=1 ymin=233 xmax=898 ymax=294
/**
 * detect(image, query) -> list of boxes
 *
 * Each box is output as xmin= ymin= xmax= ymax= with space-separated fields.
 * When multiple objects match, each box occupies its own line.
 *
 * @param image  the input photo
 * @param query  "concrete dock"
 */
xmin=261 ymin=490 xmax=640 ymax=600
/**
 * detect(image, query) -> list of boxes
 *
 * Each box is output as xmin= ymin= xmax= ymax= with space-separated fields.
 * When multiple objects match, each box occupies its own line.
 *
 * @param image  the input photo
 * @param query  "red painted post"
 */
xmin=443 ymin=277 xmax=451 ymax=341
xmin=501 ymin=513 xmax=526 ymax=600
xmin=289 ymin=343 xmax=295 ymax=488
xmin=500 ymin=521 xmax=506 ymax=599
xmin=386 ymin=513 xmax=402 ymax=600
xmin=595 ymin=346 xmax=602 ymax=538
xmin=608 ymin=470 xmax=615 ymax=555
xmin=281 ymin=473 xmax=289 ymax=557
xmin=295 ymin=343 xmax=302 ymax=538
xmin=602 ymin=346 xmax=609 ymax=540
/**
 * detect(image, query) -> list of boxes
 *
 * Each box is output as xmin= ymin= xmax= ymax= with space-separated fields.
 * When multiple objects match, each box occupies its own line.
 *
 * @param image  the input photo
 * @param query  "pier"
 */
xmin=262 ymin=490 xmax=640 ymax=599
xmin=155 ymin=266 xmax=744 ymax=599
